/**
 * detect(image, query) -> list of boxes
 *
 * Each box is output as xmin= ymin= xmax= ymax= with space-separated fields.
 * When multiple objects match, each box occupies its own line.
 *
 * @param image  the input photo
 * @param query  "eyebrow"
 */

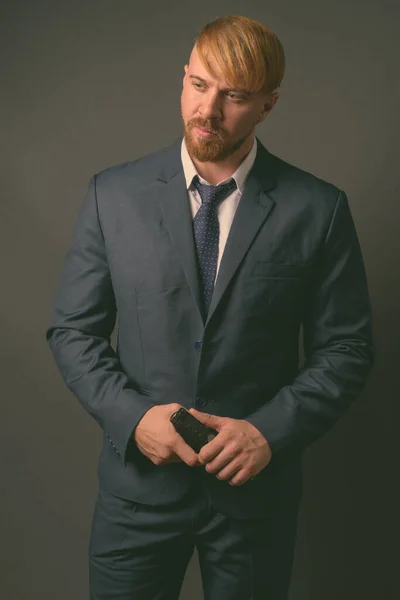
xmin=188 ymin=74 xmax=250 ymax=95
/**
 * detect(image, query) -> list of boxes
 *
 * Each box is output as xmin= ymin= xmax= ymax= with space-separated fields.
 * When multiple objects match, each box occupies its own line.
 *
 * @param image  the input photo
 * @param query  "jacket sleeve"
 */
xmin=244 ymin=190 xmax=375 ymax=455
xmin=46 ymin=175 xmax=156 ymax=464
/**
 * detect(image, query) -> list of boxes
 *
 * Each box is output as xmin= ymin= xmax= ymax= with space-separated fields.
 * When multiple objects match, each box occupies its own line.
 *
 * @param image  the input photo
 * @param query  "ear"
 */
xmin=183 ymin=64 xmax=189 ymax=84
xmin=258 ymin=92 xmax=280 ymax=123
xmin=269 ymin=91 xmax=280 ymax=106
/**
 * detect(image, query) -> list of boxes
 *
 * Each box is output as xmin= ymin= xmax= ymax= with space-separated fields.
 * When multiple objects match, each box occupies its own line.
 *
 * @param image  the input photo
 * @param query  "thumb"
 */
xmin=188 ymin=408 xmax=223 ymax=431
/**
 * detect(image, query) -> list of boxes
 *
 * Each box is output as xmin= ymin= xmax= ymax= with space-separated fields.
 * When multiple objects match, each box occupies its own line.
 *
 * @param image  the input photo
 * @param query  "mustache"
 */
xmin=188 ymin=119 xmax=222 ymax=136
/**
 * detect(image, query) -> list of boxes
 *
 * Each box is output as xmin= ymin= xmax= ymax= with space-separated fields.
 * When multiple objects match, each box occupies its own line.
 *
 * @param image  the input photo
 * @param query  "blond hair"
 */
xmin=194 ymin=15 xmax=285 ymax=94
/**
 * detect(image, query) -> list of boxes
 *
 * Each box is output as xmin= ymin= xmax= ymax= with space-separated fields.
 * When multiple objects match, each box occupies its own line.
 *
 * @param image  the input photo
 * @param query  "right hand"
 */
xmin=133 ymin=403 xmax=202 ymax=468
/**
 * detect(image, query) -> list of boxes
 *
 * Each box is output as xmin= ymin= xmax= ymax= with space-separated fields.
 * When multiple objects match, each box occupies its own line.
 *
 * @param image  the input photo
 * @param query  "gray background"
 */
xmin=1 ymin=0 xmax=398 ymax=598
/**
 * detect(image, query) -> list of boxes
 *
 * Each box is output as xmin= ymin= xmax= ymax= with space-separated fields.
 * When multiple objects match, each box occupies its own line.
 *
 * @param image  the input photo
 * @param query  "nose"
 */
xmin=198 ymin=90 xmax=222 ymax=120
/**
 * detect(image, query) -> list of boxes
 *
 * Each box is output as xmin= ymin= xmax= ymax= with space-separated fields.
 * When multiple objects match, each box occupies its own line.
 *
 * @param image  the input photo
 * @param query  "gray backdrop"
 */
xmin=1 ymin=0 xmax=398 ymax=598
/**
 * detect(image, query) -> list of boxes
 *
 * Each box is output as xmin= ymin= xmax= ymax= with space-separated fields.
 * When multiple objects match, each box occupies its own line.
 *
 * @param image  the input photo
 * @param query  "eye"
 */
xmin=227 ymin=92 xmax=245 ymax=101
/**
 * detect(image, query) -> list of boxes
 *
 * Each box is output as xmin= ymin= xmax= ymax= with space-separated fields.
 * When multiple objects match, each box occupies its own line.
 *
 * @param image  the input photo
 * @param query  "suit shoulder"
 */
xmin=269 ymin=152 xmax=342 ymax=205
xmin=92 ymin=139 xmax=180 ymax=189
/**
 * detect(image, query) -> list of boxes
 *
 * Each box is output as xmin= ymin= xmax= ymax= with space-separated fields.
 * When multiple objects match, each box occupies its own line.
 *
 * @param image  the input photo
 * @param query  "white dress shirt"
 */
xmin=181 ymin=136 xmax=258 ymax=278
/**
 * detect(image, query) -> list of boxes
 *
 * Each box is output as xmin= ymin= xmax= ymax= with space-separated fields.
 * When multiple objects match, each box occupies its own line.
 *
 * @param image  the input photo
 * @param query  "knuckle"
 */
xmin=198 ymin=450 xmax=207 ymax=462
xmin=167 ymin=435 xmax=176 ymax=447
xmin=156 ymin=448 xmax=170 ymax=463
xmin=187 ymin=456 xmax=198 ymax=467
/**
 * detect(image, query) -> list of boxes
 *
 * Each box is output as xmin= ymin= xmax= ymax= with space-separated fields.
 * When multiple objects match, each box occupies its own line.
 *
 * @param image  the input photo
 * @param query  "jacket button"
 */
xmin=196 ymin=396 xmax=207 ymax=407
xmin=194 ymin=340 xmax=202 ymax=352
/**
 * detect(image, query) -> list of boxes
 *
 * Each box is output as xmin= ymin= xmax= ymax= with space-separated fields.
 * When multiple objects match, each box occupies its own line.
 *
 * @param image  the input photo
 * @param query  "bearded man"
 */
xmin=47 ymin=14 xmax=374 ymax=600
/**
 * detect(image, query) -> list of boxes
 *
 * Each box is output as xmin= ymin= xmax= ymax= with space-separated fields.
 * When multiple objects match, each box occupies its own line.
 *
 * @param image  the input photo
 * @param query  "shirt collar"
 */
xmin=181 ymin=135 xmax=258 ymax=194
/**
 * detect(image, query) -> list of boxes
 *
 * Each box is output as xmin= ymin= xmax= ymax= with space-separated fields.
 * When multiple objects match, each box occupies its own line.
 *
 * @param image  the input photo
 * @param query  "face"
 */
xmin=181 ymin=46 xmax=278 ymax=163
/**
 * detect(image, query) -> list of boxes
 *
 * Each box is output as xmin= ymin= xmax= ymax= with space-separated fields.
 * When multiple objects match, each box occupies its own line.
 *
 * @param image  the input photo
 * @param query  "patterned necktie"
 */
xmin=192 ymin=175 xmax=237 ymax=316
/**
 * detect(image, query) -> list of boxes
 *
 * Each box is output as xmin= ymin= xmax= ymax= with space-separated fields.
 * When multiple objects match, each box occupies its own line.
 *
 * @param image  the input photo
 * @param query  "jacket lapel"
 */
xmin=155 ymin=143 xmax=202 ymax=318
xmin=206 ymin=140 xmax=277 ymax=325
xmin=154 ymin=136 xmax=278 ymax=326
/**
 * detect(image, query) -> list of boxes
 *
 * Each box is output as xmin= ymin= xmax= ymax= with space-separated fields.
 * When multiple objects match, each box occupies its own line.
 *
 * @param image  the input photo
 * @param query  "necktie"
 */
xmin=192 ymin=175 xmax=237 ymax=316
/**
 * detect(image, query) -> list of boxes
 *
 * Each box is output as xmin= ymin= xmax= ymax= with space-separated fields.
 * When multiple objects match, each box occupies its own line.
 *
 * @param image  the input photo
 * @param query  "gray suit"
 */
xmin=46 ymin=135 xmax=374 ymax=519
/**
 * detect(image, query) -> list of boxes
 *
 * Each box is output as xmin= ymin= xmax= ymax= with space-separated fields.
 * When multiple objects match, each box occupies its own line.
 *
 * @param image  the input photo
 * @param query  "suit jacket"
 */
xmin=46 ymin=136 xmax=374 ymax=518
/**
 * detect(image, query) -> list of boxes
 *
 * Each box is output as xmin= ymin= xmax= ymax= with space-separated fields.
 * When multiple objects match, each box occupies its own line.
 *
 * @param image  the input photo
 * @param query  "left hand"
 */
xmin=189 ymin=408 xmax=272 ymax=486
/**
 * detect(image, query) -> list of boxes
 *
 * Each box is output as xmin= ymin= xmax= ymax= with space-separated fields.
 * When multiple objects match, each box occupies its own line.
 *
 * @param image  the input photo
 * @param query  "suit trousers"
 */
xmin=88 ymin=474 xmax=300 ymax=600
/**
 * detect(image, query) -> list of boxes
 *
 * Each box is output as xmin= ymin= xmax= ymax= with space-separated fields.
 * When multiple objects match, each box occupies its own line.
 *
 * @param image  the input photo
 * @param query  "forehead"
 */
xmin=187 ymin=46 xmax=234 ymax=89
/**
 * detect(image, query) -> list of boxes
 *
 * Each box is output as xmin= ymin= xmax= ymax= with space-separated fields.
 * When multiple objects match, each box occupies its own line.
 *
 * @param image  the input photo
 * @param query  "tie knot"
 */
xmin=192 ymin=175 xmax=237 ymax=207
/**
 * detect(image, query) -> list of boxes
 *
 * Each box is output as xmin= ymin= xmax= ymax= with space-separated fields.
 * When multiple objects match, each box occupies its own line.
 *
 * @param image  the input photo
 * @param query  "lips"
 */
xmin=194 ymin=126 xmax=218 ymax=138
xmin=198 ymin=126 xmax=216 ymax=134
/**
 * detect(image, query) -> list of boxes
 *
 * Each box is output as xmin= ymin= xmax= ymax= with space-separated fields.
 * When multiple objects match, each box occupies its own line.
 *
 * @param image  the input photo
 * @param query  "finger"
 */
xmin=163 ymin=450 xmax=199 ymax=465
xmin=168 ymin=449 xmax=203 ymax=466
xmin=212 ymin=457 xmax=243 ymax=480
xmin=228 ymin=469 xmax=251 ymax=486
xmin=198 ymin=436 xmax=226 ymax=465
xmin=204 ymin=446 xmax=240 ymax=474
xmin=173 ymin=436 xmax=201 ymax=467
xmin=168 ymin=450 xmax=185 ymax=463
xmin=188 ymin=408 xmax=223 ymax=430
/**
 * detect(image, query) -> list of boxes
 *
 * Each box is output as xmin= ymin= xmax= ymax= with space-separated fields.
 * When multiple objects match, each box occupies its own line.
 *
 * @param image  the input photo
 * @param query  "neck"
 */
xmin=191 ymin=134 xmax=255 ymax=185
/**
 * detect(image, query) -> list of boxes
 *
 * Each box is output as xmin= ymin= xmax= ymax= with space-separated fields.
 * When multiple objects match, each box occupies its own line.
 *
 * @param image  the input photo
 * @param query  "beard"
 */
xmin=182 ymin=116 xmax=250 ymax=163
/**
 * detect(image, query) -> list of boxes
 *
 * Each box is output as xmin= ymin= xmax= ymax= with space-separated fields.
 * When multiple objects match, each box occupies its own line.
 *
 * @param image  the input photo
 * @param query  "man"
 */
xmin=46 ymin=14 xmax=374 ymax=600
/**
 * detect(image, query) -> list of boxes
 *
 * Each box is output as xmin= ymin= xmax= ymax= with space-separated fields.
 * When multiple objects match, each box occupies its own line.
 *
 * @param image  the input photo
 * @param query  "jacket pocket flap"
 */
xmin=252 ymin=262 xmax=310 ymax=279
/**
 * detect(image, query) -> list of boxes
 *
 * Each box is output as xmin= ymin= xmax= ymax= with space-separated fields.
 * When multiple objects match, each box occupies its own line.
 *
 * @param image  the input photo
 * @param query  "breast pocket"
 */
xmin=251 ymin=262 xmax=311 ymax=279
xmin=245 ymin=262 xmax=311 ymax=323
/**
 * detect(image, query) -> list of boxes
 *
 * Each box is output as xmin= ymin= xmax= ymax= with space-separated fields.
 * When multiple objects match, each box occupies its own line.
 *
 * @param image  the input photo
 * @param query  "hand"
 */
xmin=189 ymin=408 xmax=272 ymax=486
xmin=133 ymin=404 xmax=202 ymax=468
